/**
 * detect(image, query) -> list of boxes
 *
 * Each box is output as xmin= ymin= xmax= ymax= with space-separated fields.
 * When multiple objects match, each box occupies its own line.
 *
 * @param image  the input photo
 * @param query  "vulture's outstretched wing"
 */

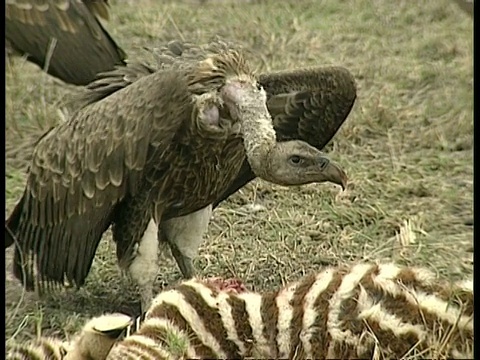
xmin=6 ymin=0 xmax=126 ymax=85
xmin=212 ymin=66 xmax=357 ymax=208
xmin=7 ymin=69 xmax=195 ymax=288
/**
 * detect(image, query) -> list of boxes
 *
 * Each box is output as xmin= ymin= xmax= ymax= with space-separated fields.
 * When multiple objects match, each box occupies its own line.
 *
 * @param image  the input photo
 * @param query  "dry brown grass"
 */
xmin=5 ymin=0 xmax=473 ymax=357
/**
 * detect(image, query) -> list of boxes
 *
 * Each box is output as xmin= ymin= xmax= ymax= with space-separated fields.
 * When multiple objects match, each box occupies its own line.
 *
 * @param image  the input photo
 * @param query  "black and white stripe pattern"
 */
xmin=7 ymin=337 xmax=67 ymax=360
xmin=7 ymin=262 xmax=473 ymax=359
xmin=109 ymin=262 xmax=473 ymax=359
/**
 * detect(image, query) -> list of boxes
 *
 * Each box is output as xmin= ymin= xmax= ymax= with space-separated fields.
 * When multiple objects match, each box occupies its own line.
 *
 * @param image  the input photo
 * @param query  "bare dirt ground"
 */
xmin=5 ymin=0 xmax=473 ymax=355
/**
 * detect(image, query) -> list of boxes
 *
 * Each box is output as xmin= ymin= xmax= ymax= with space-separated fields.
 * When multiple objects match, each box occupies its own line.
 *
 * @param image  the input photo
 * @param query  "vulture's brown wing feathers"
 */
xmin=73 ymin=40 xmax=238 ymax=109
xmin=74 ymin=62 xmax=156 ymax=108
xmin=7 ymin=69 xmax=194 ymax=289
xmin=5 ymin=0 xmax=126 ymax=86
xmin=83 ymin=0 xmax=110 ymax=21
xmin=212 ymin=66 xmax=357 ymax=208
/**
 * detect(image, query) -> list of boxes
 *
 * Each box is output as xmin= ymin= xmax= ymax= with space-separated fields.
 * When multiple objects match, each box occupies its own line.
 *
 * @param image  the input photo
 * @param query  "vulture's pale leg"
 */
xmin=128 ymin=218 xmax=159 ymax=312
xmin=161 ymin=205 xmax=213 ymax=278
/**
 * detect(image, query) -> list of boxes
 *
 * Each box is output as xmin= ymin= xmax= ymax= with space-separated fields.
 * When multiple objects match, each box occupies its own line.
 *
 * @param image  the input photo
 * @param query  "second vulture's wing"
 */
xmin=5 ymin=0 xmax=126 ymax=85
xmin=213 ymin=66 xmax=357 ymax=208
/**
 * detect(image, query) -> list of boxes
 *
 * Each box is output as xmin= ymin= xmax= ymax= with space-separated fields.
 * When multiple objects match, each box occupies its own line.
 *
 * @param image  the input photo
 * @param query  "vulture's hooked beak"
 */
xmin=318 ymin=157 xmax=348 ymax=191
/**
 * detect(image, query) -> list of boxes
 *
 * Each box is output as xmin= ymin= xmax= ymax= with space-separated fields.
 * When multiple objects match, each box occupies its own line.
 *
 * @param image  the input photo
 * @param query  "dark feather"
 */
xmin=5 ymin=0 xmax=126 ymax=86
xmin=9 ymin=68 xmax=200 ymax=288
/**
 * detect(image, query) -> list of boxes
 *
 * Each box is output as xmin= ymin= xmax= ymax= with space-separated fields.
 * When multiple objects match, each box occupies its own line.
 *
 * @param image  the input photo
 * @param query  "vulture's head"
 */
xmin=264 ymin=140 xmax=348 ymax=190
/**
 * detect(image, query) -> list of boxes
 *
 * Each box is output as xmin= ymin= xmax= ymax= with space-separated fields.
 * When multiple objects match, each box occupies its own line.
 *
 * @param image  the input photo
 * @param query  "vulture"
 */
xmin=5 ymin=0 xmax=126 ymax=86
xmin=87 ymin=40 xmax=358 ymax=283
xmin=5 ymin=40 xmax=352 ymax=311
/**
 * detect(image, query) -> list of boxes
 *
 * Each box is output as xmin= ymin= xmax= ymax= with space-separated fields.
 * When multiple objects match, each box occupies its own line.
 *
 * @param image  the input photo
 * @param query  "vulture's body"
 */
xmin=90 ymin=40 xmax=358 ymax=282
xmin=5 ymin=0 xmax=126 ymax=85
xmin=6 ymin=41 xmax=355 ymax=310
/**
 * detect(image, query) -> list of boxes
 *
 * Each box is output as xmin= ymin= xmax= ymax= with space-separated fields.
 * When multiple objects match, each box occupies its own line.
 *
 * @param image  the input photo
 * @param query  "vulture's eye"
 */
xmin=289 ymin=155 xmax=304 ymax=165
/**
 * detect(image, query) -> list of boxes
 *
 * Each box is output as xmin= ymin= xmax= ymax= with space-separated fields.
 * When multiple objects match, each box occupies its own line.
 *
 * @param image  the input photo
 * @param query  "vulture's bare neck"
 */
xmin=223 ymin=80 xmax=277 ymax=180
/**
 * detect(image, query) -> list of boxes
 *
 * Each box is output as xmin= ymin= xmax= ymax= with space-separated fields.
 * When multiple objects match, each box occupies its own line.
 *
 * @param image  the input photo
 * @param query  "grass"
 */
xmin=5 ymin=0 xmax=473 ymax=357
